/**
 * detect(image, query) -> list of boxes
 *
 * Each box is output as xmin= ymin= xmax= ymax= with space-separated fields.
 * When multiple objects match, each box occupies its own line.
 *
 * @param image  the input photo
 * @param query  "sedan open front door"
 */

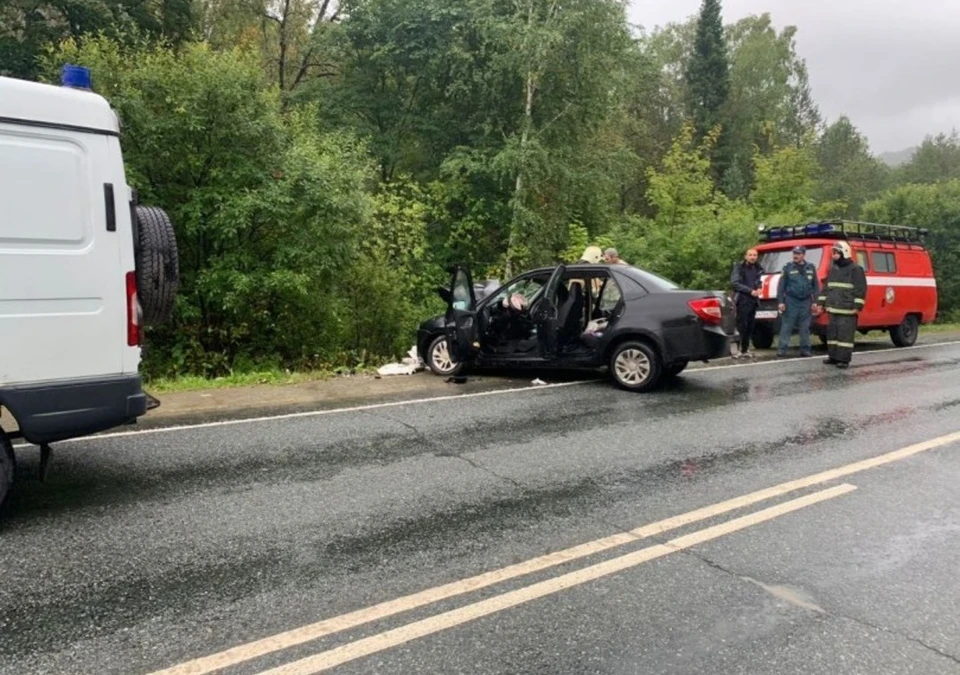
xmin=441 ymin=266 xmax=480 ymax=364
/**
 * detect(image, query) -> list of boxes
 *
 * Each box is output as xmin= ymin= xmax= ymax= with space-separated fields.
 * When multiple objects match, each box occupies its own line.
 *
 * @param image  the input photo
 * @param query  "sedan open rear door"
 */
xmin=529 ymin=265 xmax=566 ymax=359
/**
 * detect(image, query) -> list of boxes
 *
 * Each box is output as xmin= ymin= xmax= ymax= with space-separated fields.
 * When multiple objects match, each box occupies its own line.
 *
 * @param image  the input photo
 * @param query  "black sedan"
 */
xmin=417 ymin=263 xmax=737 ymax=392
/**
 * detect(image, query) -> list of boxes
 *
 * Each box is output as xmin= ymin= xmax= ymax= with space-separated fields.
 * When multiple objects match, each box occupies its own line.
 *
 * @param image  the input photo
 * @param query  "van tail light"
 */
xmin=126 ymin=271 xmax=141 ymax=346
xmin=689 ymin=297 xmax=723 ymax=325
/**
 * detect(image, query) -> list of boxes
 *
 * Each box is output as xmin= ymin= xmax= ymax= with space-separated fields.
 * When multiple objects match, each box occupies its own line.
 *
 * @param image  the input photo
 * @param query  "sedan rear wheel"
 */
xmin=610 ymin=341 xmax=662 ymax=392
xmin=426 ymin=335 xmax=463 ymax=377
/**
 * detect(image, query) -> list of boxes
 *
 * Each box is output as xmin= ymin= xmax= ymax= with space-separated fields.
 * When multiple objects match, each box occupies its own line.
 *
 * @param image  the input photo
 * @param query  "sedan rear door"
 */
xmin=529 ymin=265 xmax=566 ymax=359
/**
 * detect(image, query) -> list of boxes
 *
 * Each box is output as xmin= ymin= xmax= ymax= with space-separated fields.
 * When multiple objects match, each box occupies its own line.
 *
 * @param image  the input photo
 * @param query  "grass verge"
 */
xmin=145 ymin=367 xmax=376 ymax=394
xmin=923 ymin=322 xmax=960 ymax=334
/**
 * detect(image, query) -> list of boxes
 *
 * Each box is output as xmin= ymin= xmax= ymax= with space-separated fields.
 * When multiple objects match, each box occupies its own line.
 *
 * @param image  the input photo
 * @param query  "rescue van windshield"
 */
xmin=758 ymin=246 xmax=824 ymax=272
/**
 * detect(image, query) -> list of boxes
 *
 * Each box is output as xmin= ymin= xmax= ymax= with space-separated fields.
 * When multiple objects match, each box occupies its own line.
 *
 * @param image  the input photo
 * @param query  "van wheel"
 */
xmin=751 ymin=324 xmax=774 ymax=350
xmin=134 ymin=206 xmax=180 ymax=326
xmin=426 ymin=336 xmax=463 ymax=377
xmin=890 ymin=315 xmax=919 ymax=347
xmin=610 ymin=341 xmax=662 ymax=392
xmin=0 ymin=429 xmax=15 ymax=513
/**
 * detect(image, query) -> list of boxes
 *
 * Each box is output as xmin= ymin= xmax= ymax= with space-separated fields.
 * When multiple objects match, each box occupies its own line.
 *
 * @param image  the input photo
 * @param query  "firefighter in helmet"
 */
xmin=816 ymin=240 xmax=867 ymax=369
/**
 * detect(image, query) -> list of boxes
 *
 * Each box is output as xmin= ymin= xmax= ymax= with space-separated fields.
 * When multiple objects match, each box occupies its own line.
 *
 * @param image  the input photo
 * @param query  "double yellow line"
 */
xmin=149 ymin=431 xmax=960 ymax=675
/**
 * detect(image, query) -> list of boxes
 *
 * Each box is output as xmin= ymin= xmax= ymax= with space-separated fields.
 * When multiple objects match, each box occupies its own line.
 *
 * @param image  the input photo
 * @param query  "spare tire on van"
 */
xmin=134 ymin=205 xmax=179 ymax=326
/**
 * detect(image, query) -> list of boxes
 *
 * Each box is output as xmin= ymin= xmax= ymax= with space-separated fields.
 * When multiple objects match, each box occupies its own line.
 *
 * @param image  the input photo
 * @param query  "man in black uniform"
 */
xmin=817 ymin=240 xmax=867 ymax=369
xmin=729 ymin=248 xmax=764 ymax=358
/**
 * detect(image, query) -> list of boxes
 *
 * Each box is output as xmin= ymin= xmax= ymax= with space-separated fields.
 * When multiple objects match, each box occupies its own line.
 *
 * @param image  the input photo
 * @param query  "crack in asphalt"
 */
xmin=367 ymin=410 xmax=528 ymax=491
xmin=366 ymin=409 xmax=646 ymax=542
xmin=677 ymin=548 xmax=960 ymax=669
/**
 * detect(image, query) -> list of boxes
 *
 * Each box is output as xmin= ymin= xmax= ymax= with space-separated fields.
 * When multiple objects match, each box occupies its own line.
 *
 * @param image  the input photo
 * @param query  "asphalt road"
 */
xmin=2 ymin=341 xmax=960 ymax=675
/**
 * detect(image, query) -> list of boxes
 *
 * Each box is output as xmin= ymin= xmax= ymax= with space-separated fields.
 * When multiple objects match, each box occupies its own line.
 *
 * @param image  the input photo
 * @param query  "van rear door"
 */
xmin=0 ymin=126 xmax=124 ymax=384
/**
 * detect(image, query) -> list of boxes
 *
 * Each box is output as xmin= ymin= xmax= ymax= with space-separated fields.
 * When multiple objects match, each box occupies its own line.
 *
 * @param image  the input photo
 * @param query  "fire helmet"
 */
xmin=832 ymin=240 xmax=852 ymax=260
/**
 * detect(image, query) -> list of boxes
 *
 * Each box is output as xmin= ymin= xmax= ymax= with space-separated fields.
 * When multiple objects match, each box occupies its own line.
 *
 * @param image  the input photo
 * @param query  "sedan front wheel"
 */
xmin=426 ymin=335 xmax=463 ymax=377
xmin=610 ymin=341 xmax=662 ymax=392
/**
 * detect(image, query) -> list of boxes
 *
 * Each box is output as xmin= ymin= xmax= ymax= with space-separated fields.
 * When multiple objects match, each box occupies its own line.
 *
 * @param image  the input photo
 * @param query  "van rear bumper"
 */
xmin=0 ymin=374 xmax=147 ymax=445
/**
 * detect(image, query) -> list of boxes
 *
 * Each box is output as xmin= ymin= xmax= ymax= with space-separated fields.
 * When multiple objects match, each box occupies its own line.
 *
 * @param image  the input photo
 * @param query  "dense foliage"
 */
xmin=5 ymin=0 xmax=957 ymax=376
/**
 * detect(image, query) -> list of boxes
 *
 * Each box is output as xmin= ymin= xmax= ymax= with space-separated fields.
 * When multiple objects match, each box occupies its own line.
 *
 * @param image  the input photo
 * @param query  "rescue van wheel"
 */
xmin=610 ymin=341 xmax=662 ymax=392
xmin=0 ymin=428 xmax=15 ymax=513
xmin=134 ymin=206 xmax=179 ymax=326
xmin=751 ymin=324 xmax=774 ymax=350
xmin=890 ymin=315 xmax=919 ymax=348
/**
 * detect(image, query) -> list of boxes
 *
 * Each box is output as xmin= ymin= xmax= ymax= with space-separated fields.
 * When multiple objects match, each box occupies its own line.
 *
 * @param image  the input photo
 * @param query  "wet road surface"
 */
xmin=2 ymin=342 xmax=960 ymax=674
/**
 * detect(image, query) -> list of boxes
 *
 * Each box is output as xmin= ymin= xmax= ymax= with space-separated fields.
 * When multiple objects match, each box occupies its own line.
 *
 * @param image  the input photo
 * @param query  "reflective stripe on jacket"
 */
xmin=817 ymin=260 xmax=867 ymax=314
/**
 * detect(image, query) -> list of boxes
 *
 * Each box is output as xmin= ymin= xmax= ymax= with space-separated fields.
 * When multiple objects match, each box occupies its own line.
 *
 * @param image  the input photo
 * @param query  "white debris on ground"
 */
xmin=531 ymin=378 xmax=547 ymax=386
xmin=377 ymin=345 xmax=425 ymax=376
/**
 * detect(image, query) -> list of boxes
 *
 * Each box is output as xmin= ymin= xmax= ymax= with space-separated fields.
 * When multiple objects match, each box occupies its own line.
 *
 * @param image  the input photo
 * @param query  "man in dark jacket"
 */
xmin=730 ymin=248 xmax=764 ymax=358
xmin=776 ymin=245 xmax=819 ymax=357
xmin=817 ymin=240 xmax=867 ymax=368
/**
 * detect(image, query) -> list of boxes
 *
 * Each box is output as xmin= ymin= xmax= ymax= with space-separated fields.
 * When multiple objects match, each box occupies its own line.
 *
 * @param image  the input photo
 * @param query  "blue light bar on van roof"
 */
xmin=61 ymin=64 xmax=92 ymax=90
xmin=760 ymin=222 xmax=836 ymax=241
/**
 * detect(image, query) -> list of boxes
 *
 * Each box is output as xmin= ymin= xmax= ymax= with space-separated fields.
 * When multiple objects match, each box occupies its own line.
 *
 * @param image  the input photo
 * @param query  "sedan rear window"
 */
xmin=758 ymin=246 xmax=824 ymax=272
xmin=619 ymin=267 xmax=681 ymax=291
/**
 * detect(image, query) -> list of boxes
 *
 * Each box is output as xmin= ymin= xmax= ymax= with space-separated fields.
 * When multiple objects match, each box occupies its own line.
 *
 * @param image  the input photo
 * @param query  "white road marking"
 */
xmin=252 ymin=486 xmax=859 ymax=675
xmin=10 ymin=339 xmax=960 ymax=448
xmin=145 ymin=429 xmax=960 ymax=675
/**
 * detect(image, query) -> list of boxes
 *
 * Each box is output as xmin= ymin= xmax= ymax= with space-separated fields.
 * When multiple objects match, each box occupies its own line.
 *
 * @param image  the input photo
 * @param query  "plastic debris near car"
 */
xmin=377 ymin=345 xmax=424 ymax=376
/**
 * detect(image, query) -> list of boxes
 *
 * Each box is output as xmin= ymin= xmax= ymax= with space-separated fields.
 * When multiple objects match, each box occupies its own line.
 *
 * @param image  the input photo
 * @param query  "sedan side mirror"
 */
xmin=437 ymin=287 xmax=452 ymax=304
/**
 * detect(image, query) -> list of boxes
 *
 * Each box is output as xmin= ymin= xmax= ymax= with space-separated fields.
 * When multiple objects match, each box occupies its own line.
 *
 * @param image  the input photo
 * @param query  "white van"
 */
xmin=0 ymin=66 xmax=178 ymax=509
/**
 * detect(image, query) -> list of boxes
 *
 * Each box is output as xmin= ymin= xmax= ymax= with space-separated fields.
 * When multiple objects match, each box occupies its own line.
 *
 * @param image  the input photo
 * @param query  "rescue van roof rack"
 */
xmin=759 ymin=219 xmax=928 ymax=245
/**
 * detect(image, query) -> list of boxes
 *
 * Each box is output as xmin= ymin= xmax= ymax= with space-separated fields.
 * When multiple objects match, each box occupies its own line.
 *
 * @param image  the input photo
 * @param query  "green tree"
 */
xmin=750 ymin=144 xmax=819 ymax=224
xmin=722 ymin=14 xmax=821 ymax=196
xmin=621 ymin=122 xmax=755 ymax=289
xmin=43 ymin=37 xmax=376 ymax=375
xmin=1 ymin=0 xmax=196 ymax=80
xmin=862 ymin=181 xmax=960 ymax=320
xmin=684 ymin=0 xmax=732 ymax=189
xmin=815 ymin=116 xmax=888 ymax=217
xmin=685 ymin=0 xmax=728 ymax=139
xmin=895 ymin=131 xmax=960 ymax=185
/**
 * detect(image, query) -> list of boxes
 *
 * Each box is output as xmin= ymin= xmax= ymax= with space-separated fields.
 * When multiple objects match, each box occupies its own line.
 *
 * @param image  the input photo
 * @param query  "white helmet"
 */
xmin=832 ymin=240 xmax=852 ymax=260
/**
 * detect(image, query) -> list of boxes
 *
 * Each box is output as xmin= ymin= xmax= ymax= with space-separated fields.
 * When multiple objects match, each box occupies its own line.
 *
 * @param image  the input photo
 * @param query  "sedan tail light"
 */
xmin=688 ymin=297 xmax=723 ymax=325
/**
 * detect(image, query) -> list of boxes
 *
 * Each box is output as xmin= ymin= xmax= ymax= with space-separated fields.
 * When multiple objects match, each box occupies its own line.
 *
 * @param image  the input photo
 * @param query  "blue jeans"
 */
xmin=778 ymin=301 xmax=812 ymax=354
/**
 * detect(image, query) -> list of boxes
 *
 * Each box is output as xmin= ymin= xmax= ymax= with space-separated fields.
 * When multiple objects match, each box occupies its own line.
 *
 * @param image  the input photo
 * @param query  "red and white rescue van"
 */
xmin=749 ymin=221 xmax=938 ymax=350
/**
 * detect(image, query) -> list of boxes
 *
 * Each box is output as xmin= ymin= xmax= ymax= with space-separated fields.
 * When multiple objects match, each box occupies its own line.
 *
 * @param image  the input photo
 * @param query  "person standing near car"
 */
xmin=579 ymin=246 xmax=603 ymax=264
xmin=729 ymin=248 xmax=764 ymax=358
xmin=817 ymin=240 xmax=867 ymax=369
xmin=603 ymin=248 xmax=628 ymax=265
xmin=776 ymin=245 xmax=819 ymax=358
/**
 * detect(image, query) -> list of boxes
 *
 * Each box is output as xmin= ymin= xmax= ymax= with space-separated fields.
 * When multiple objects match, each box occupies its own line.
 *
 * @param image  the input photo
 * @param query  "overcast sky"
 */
xmin=627 ymin=0 xmax=960 ymax=154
